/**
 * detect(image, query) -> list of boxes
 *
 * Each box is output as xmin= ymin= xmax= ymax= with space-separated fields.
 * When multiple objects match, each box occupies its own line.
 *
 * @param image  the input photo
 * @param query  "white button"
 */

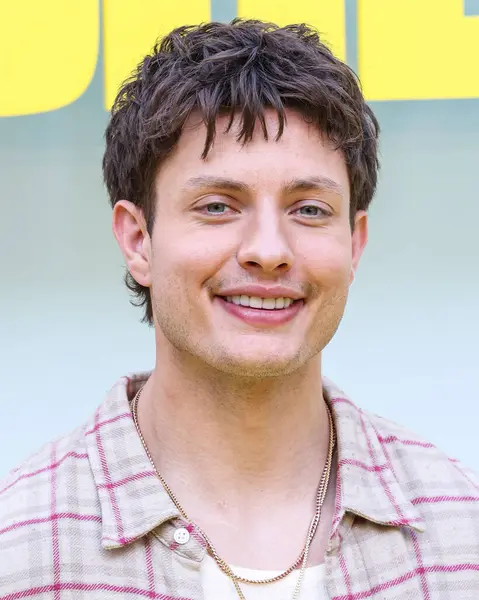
xmin=174 ymin=527 xmax=190 ymax=545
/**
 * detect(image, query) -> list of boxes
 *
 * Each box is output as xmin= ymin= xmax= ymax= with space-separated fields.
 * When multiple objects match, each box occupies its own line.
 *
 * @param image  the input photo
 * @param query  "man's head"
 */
xmin=104 ymin=19 xmax=379 ymax=377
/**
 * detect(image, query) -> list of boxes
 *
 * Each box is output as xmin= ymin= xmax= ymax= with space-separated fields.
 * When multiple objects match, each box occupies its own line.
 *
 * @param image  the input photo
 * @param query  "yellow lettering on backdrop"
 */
xmin=237 ymin=0 xmax=346 ymax=61
xmin=103 ymin=0 xmax=210 ymax=109
xmin=0 ymin=0 xmax=98 ymax=117
xmin=359 ymin=0 xmax=479 ymax=100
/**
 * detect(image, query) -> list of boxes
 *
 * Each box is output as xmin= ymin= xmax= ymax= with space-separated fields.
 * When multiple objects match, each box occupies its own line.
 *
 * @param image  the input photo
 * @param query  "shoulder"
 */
xmin=0 ymin=421 xmax=101 ymax=574
xmin=365 ymin=408 xmax=479 ymax=514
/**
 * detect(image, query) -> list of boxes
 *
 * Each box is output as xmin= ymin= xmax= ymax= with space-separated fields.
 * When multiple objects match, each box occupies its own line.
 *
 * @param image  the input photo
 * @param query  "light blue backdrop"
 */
xmin=1 ymin=4 xmax=478 ymax=476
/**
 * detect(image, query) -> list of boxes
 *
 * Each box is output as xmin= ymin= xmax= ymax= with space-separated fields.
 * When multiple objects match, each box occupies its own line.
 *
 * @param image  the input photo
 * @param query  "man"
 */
xmin=0 ymin=19 xmax=478 ymax=600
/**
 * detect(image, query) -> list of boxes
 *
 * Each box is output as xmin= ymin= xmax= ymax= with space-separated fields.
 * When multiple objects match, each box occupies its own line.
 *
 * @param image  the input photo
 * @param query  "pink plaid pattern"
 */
xmin=1 ymin=373 xmax=478 ymax=599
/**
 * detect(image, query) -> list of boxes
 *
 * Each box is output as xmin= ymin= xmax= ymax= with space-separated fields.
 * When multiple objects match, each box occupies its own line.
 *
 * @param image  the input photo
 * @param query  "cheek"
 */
xmin=300 ymin=237 xmax=352 ymax=287
xmin=151 ymin=227 xmax=236 ymax=288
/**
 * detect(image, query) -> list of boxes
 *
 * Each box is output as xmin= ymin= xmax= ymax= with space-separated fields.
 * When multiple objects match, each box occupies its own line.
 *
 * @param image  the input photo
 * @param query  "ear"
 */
xmin=112 ymin=200 xmax=152 ymax=288
xmin=350 ymin=210 xmax=368 ymax=285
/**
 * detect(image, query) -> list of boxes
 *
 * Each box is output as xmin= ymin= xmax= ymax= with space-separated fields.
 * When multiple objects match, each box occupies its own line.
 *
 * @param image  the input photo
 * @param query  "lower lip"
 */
xmin=216 ymin=297 xmax=304 ymax=326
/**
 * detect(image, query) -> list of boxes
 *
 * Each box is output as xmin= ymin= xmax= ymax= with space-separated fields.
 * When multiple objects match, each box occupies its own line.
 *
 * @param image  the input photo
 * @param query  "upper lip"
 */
xmin=216 ymin=285 xmax=304 ymax=300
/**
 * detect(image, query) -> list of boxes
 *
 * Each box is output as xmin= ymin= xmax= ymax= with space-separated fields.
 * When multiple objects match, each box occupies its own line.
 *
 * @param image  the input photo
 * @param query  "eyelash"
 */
xmin=294 ymin=205 xmax=331 ymax=218
xmin=197 ymin=201 xmax=331 ymax=219
xmin=199 ymin=202 xmax=233 ymax=216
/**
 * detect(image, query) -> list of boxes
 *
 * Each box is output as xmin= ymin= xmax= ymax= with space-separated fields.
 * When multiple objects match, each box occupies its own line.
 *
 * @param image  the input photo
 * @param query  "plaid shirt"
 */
xmin=1 ymin=373 xmax=479 ymax=600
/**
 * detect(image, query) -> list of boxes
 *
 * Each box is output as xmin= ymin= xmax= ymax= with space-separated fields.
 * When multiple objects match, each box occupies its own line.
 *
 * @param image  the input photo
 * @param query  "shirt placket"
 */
xmin=152 ymin=517 xmax=206 ymax=600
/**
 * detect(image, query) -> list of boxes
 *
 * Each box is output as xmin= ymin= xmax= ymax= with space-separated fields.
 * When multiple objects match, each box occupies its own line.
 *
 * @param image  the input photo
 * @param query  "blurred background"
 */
xmin=1 ymin=0 xmax=478 ymax=476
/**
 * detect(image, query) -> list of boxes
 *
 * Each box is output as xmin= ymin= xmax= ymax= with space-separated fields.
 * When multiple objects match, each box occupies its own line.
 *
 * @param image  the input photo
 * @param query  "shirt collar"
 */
xmin=86 ymin=373 xmax=425 ymax=550
xmin=323 ymin=378 xmax=426 ymax=534
xmin=85 ymin=373 xmax=180 ymax=549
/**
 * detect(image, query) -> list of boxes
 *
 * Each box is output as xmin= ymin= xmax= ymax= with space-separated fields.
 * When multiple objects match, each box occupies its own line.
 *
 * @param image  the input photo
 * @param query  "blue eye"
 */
xmin=297 ymin=205 xmax=326 ymax=217
xmin=300 ymin=206 xmax=319 ymax=216
xmin=205 ymin=202 xmax=228 ymax=214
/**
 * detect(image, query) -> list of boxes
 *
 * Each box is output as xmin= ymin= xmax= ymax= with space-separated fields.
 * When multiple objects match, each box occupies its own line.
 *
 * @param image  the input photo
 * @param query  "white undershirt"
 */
xmin=201 ymin=554 xmax=329 ymax=599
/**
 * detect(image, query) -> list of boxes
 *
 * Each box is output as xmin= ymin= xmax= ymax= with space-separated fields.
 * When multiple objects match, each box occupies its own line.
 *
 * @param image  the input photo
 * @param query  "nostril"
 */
xmin=244 ymin=261 xmax=290 ymax=271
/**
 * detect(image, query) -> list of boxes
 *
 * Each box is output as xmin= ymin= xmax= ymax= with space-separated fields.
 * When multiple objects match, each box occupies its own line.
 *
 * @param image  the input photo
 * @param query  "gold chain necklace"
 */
xmin=131 ymin=386 xmax=335 ymax=600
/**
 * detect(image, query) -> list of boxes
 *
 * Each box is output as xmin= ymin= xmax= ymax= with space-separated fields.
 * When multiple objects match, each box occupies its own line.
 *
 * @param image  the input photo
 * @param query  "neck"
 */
xmin=138 ymin=341 xmax=330 ymax=510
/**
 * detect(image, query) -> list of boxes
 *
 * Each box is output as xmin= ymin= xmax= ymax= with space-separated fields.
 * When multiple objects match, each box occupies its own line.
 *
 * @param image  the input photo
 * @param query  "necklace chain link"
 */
xmin=131 ymin=386 xmax=335 ymax=600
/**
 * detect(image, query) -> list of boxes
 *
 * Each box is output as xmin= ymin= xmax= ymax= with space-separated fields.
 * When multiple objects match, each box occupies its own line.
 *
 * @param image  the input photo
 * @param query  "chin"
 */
xmin=208 ymin=349 xmax=307 ymax=378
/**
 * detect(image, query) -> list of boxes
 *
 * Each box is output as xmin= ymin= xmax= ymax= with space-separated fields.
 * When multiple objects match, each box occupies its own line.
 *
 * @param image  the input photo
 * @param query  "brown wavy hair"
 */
xmin=103 ymin=19 xmax=380 ymax=325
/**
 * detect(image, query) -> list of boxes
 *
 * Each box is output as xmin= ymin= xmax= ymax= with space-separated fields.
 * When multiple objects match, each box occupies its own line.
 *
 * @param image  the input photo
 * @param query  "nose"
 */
xmin=237 ymin=208 xmax=294 ymax=275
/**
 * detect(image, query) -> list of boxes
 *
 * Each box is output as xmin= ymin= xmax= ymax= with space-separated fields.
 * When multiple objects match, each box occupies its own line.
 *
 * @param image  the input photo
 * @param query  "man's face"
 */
xmin=141 ymin=110 xmax=367 ymax=376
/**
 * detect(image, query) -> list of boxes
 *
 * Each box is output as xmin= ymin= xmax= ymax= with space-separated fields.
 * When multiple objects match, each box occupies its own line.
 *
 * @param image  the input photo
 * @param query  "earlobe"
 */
xmin=112 ymin=200 xmax=152 ymax=288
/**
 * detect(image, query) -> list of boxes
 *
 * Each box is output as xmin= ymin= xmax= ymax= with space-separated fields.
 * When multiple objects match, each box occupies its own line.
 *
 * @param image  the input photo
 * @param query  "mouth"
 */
xmin=221 ymin=295 xmax=300 ymax=310
xmin=215 ymin=294 xmax=304 ymax=326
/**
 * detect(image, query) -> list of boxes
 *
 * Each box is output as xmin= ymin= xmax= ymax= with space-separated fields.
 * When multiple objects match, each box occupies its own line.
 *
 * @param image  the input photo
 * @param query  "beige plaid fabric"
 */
xmin=1 ymin=372 xmax=478 ymax=599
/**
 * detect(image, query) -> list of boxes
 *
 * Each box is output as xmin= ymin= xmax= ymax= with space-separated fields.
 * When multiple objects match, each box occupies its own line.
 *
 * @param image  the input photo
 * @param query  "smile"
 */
xmin=216 ymin=295 xmax=304 ymax=327
xmin=223 ymin=295 xmax=296 ymax=310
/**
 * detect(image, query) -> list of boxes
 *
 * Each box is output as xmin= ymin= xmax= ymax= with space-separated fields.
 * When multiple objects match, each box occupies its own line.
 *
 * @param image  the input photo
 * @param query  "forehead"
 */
xmin=159 ymin=109 xmax=350 ymax=196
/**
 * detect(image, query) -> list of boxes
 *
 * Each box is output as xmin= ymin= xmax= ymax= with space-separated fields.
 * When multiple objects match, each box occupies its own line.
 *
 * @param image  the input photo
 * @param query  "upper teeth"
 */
xmin=225 ymin=295 xmax=295 ymax=309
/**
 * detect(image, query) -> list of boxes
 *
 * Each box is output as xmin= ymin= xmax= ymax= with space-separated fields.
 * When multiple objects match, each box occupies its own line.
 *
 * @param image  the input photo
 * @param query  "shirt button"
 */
xmin=174 ymin=527 xmax=190 ymax=545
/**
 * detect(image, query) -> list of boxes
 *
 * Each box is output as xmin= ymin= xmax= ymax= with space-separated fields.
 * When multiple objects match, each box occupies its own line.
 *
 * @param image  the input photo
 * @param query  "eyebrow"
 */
xmin=283 ymin=176 xmax=344 ymax=197
xmin=182 ymin=176 xmax=249 ymax=194
xmin=182 ymin=175 xmax=344 ymax=197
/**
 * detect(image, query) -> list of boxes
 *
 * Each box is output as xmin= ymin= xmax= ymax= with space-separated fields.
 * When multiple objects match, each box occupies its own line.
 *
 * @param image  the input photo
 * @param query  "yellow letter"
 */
xmin=0 ymin=0 xmax=98 ymax=117
xmin=359 ymin=0 xmax=479 ymax=100
xmin=237 ymin=0 xmax=346 ymax=61
xmin=103 ymin=0 xmax=211 ymax=109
